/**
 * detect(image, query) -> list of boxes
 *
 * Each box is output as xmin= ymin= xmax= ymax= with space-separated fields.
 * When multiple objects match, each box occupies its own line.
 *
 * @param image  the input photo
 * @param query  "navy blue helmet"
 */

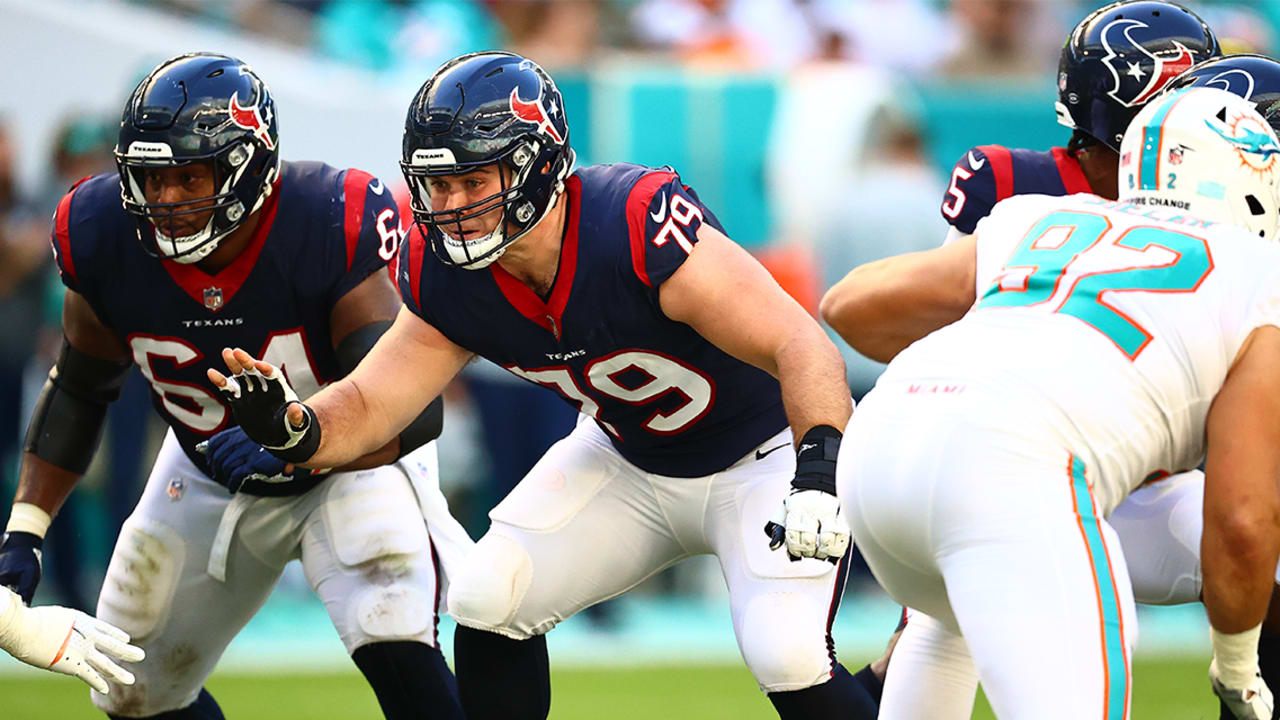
xmin=400 ymin=51 xmax=575 ymax=269
xmin=1163 ymin=54 xmax=1280 ymax=133
xmin=115 ymin=52 xmax=280 ymax=263
xmin=1057 ymin=1 xmax=1219 ymax=152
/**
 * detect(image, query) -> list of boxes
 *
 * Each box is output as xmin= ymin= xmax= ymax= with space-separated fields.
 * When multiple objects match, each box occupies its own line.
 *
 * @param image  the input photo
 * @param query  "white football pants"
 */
xmin=840 ymin=390 xmax=1136 ymax=720
xmin=91 ymin=430 xmax=473 ymax=717
xmin=446 ymin=419 xmax=849 ymax=693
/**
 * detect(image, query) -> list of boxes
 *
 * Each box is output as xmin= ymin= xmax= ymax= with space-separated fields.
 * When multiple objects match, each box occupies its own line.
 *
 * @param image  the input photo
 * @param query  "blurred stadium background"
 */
xmin=0 ymin=0 xmax=1275 ymax=717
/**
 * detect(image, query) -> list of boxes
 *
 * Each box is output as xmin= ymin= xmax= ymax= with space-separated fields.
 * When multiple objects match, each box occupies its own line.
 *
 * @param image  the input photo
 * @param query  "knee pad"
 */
xmin=738 ymin=592 xmax=832 ymax=692
xmin=97 ymin=519 xmax=186 ymax=641
xmin=447 ymin=533 xmax=534 ymax=638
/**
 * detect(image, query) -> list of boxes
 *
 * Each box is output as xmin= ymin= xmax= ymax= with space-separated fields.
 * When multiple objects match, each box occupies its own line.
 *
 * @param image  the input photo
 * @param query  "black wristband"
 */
xmin=791 ymin=424 xmax=842 ymax=495
xmin=0 ymin=531 xmax=42 ymax=552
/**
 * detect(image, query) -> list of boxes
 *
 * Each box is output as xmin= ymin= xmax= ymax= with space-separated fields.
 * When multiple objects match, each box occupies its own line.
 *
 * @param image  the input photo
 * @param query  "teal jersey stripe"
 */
xmin=1069 ymin=456 xmax=1129 ymax=719
xmin=1139 ymin=91 xmax=1186 ymax=191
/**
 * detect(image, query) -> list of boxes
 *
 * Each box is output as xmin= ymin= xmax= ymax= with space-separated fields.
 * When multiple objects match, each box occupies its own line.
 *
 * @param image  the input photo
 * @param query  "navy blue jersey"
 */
xmin=398 ymin=163 xmax=788 ymax=477
xmin=940 ymin=145 xmax=1095 ymax=233
xmin=51 ymin=161 xmax=399 ymax=468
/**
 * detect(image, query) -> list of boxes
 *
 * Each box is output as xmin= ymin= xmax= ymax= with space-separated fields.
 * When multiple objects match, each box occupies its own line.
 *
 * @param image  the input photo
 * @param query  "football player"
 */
xmin=841 ymin=86 xmax=1280 ymax=719
xmin=0 ymin=53 xmax=471 ymax=720
xmin=939 ymin=1 xmax=1219 ymax=244
xmin=844 ymin=0 xmax=1226 ymax=706
xmin=936 ymin=7 xmax=1280 ymax=715
xmin=206 ymin=51 xmax=880 ymax=719
xmin=0 ymin=585 xmax=144 ymax=695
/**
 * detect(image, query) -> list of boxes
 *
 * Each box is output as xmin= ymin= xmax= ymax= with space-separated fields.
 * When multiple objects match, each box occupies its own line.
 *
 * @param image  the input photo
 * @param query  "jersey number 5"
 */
xmin=976 ymin=209 xmax=1212 ymax=359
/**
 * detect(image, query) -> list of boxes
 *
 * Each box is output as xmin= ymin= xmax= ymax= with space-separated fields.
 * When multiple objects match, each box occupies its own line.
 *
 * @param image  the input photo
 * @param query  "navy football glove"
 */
xmin=216 ymin=363 xmax=320 ymax=464
xmin=0 ymin=532 xmax=43 ymax=604
xmin=196 ymin=426 xmax=318 ymax=495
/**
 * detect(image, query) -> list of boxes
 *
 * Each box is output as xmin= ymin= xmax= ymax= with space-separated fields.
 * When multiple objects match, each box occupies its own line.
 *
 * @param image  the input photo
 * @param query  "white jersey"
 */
xmin=879 ymin=192 xmax=1280 ymax=515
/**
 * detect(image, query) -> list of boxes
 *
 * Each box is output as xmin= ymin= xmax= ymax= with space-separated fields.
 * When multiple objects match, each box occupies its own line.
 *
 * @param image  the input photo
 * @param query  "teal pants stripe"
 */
xmin=1068 ymin=455 xmax=1129 ymax=719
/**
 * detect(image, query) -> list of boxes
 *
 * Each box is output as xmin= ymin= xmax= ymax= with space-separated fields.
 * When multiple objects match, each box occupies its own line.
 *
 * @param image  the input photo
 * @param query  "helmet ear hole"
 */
xmin=1247 ymin=195 xmax=1267 ymax=215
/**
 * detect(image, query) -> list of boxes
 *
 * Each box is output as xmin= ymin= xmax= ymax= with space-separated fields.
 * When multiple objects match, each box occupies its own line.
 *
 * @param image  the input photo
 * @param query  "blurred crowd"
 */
xmin=4 ymin=0 xmax=1280 ymax=612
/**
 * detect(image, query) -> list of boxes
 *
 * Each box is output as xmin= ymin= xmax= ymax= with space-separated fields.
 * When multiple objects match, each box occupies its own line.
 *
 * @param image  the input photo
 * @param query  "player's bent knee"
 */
xmin=739 ymin=593 xmax=832 ymax=692
xmin=447 ymin=533 xmax=535 ymax=638
xmin=97 ymin=519 xmax=186 ymax=641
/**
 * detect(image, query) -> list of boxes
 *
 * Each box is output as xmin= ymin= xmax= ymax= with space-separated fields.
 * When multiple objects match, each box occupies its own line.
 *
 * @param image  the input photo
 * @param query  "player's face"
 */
xmin=426 ymin=164 xmax=507 ymax=237
xmin=142 ymin=160 xmax=217 ymax=236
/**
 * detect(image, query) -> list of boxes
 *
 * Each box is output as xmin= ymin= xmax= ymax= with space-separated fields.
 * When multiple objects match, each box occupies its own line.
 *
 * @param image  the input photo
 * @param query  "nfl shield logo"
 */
xmin=203 ymin=287 xmax=223 ymax=311
xmin=1168 ymin=147 xmax=1184 ymax=166
xmin=166 ymin=477 xmax=186 ymax=501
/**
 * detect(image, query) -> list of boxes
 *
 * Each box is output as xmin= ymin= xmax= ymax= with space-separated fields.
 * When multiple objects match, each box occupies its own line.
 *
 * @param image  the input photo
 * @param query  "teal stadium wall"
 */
xmin=560 ymin=70 xmax=1067 ymax=249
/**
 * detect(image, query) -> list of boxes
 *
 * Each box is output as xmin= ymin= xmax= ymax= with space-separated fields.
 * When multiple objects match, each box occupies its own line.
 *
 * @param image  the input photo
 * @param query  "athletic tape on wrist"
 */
xmin=5 ymin=504 xmax=52 ymax=539
xmin=1213 ymin=623 xmax=1262 ymax=688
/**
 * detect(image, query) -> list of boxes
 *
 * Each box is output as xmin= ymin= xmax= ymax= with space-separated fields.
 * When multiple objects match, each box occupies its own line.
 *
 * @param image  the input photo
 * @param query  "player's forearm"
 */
xmin=775 ymin=329 xmax=853 ymax=441
xmin=330 ymin=437 xmax=400 ymax=472
xmin=13 ymin=455 xmax=81 ymax=518
xmin=1202 ymin=504 xmax=1280 ymax=634
xmin=302 ymin=378 xmax=400 ymax=468
xmin=821 ymin=262 xmax=926 ymax=363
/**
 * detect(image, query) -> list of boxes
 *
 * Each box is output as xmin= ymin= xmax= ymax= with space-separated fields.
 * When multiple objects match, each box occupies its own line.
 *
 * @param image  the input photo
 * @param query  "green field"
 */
xmin=0 ymin=657 xmax=1221 ymax=719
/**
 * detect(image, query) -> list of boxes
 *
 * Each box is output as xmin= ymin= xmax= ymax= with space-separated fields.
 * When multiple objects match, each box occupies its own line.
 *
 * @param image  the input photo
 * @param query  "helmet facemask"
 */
xmin=115 ymin=53 xmax=282 ymax=265
xmin=117 ymin=140 xmax=268 ymax=264
xmin=402 ymin=137 xmax=573 ymax=270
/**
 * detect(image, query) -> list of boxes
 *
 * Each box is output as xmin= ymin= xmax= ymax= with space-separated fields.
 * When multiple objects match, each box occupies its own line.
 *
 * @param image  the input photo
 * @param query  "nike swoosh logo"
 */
xmin=967 ymin=151 xmax=986 ymax=170
xmin=755 ymin=443 xmax=790 ymax=461
xmin=650 ymin=192 xmax=667 ymax=223
xmin=369 ymin=178 xmax=385 ymax=195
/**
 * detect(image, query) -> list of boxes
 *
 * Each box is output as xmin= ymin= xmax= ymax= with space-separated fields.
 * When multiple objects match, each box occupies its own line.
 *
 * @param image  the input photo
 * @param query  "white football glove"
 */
xmin=1212 ymin=658 xmax=1274 ymax=720
xmin=769 ymin=489 xmax=850 ymax=562
xmin=0 ymin=588 xmax=145 ymax=694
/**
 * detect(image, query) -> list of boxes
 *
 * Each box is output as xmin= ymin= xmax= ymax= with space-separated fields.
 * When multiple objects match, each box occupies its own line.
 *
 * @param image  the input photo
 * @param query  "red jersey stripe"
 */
xmin=978 ymin=145 xmax=1014 ymax=202
xmin=624 ymin=171 xmax=678 ymax=288
xmin=343 ymin=169 xmax=375 ymax=271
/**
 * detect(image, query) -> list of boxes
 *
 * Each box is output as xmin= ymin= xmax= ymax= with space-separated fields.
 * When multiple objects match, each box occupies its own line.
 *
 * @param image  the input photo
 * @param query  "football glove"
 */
xmin=764 ymin=425 xmax=850 ymax=563
xmin=0 ymin=531 xmax=43 ymax=604
xmin=216 ymin=362 xmax=320 ymax=464
xmin=1211 ymin=658 xmax=1274 ymax=720
xmin=196 ymin=426 xmax=319 ymax=496
xmin=0 ymin=587 xmax=144 ymax=694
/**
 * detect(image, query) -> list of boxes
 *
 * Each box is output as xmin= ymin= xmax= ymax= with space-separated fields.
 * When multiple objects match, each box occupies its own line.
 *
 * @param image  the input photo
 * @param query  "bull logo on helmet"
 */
xmin=509 ymin=86 xmax=564 ymax=145
xmin=1100 ymin=18 xmax=1196 ymax=108
xmin=229 ymin=91 xmax=275 ymax=151
xmin=1188 ymin=68 xmax=1258 ymax=101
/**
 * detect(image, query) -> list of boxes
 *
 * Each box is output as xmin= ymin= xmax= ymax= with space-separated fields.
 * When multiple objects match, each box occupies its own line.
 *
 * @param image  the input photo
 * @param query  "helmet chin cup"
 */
xmin=152 ymin=216 xmax=220 ymax=263
xmin=442 ymin=226 xmax=507 ymax=270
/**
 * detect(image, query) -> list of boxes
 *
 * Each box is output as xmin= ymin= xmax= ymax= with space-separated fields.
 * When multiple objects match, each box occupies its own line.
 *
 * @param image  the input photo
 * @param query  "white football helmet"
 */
xmin=1119 ymin=86 xmax=1280 ymax=241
